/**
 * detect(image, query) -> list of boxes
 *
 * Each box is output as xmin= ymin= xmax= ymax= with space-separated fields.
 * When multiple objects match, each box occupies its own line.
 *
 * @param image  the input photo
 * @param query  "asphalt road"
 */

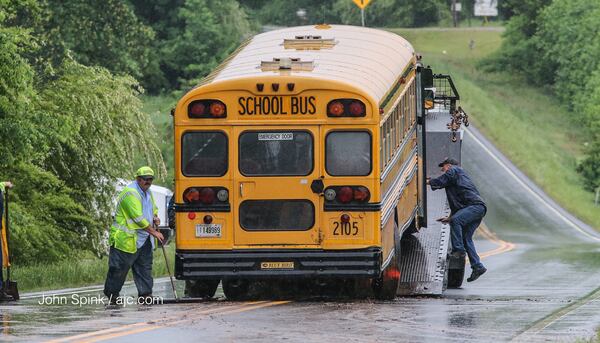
xmin=1 ymin=125 xmax=599 ymax=342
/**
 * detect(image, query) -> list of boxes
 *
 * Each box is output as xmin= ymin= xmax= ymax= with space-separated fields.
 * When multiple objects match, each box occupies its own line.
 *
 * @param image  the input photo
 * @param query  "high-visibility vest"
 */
xmin=109 ymin=185 xmax=158 ymax=253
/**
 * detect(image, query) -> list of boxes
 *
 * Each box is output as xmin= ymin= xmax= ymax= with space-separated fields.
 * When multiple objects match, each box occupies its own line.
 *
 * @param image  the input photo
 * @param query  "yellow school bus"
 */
xmin=173 ymin=25 xmax=427 ymax=299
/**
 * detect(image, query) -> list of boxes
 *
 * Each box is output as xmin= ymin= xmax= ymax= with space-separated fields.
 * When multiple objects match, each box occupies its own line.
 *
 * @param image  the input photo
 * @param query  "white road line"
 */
xmin=465 ymin=128 xmax=600 ymax=243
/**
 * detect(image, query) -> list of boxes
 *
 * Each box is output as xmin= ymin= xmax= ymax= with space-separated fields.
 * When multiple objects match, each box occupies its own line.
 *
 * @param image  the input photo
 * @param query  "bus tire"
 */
xmin=223 ymin=279 xmax=250 ymax=300
xmin=184 ymin=279 xmax=219 ymax=298
xmin=447 ymin=254 xmax=466 ymax=288
xmin=373 ymin=222 xmax=401 ymax=300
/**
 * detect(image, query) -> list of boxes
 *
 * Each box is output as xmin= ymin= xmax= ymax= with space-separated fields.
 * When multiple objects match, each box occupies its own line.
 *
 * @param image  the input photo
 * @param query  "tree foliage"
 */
xmin=483 ymin=0 xmax=600 ymax=191
xmin=131 ymin=0 xmax=254 ymax=92
xmin=243 ymin=0 xmax=450 ymax=28
xmin=0 ymin=0 xmax=164 ymax=264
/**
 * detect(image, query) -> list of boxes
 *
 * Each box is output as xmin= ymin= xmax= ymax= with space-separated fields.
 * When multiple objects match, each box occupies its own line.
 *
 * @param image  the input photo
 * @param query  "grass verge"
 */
xmin=12 ymin=243 xmax=175 ymax=293
xmin=391 ymin=28 xmax=600 ymax=229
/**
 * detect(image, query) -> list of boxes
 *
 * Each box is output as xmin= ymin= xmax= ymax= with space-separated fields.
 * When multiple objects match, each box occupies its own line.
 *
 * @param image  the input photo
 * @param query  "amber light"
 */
xmin=210 ymin=102 xmax=226 ymax=117
xmin=183 ymin=188 xmax=200 ymax=203
xmin=328 ymin=101 xmax=344 ymax=117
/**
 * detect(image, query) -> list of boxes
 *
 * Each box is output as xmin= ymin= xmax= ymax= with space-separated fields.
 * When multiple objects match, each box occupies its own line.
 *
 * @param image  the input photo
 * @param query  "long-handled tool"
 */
xmin=2 ymin=189 xmax=19 ymax=300
xmin=157 ymin=224 xmax=178 ymax=300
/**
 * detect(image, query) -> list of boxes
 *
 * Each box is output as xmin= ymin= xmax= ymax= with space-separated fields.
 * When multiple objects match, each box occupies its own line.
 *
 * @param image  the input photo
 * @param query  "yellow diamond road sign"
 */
xmin=353 ymin=0 xmax=371 ymax=9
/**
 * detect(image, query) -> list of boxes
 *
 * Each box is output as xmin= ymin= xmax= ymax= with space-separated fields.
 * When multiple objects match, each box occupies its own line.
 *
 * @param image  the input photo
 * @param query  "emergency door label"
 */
xmin=257 ymin=132 xmax=293 ymax=141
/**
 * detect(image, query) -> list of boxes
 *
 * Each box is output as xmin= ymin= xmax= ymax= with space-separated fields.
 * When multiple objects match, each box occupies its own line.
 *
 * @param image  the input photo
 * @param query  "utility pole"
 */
xmin=361 ymin=8 xmax=365 ymax=27
xmin=452 ymin=0 xmax=458 ymax=27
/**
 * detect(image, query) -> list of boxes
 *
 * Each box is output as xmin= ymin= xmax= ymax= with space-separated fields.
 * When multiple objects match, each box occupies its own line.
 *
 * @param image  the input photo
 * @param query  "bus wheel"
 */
xmin=447 ymin=254 xmax=466 ymax=288
xmin=373 ymin=223 xmax=401 ymax=300
xmin=223 ymin=279 xmax=250 ymax=300
xmin=184 ymin=280 xmax=219 ymax=298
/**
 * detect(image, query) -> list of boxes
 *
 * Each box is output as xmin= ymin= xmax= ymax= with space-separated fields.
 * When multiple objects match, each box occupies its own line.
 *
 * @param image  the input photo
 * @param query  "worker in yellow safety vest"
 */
xmin=0 ymin=181 xmax=13 ymax=292
xmin=103 ymin=167 xmax=164 ymax=305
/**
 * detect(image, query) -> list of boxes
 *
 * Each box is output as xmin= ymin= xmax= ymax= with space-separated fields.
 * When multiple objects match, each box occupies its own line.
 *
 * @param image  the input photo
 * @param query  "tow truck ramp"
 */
xmin=397 ymin=103 xmax=465 ymax=296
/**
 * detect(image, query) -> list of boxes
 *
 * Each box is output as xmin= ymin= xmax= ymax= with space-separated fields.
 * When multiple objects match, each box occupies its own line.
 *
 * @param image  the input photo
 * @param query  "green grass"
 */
xmin=391 ymin=28 xmax=600 ymax=229
xmin=12 ymin=244 xmax=175 ymax=293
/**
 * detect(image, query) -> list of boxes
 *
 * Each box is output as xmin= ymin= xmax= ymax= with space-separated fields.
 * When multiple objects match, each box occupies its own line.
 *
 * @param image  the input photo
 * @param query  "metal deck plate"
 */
xmin=397 ymin=109 xmax=456 ymax=296
xmin=397 ymin=189 xmax=450 ymax=296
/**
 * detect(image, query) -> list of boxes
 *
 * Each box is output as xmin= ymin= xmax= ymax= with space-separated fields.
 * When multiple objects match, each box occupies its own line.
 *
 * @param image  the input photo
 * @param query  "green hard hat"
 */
xmin=135 ymin=166 xmax=154 ymax=177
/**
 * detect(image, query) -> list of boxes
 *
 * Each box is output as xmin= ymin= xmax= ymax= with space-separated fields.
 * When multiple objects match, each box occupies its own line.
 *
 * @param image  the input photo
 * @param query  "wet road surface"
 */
xmin=1 ymin=125 xmax=599 ymax=342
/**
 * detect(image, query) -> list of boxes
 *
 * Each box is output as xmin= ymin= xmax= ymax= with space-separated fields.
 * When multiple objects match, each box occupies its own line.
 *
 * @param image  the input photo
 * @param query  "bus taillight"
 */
xmin=337 ymin=187 xmax=353 ymax=203
xmin=183 ymin=187 xmax=228 ymax=205
xmin=327 ymin=99 xmax=366 ymax=117
xmin=326 ymin=186 xmax=371 ymax=204
xmin=199 ymin=188 xmax=216 ymax=204
xmin=188 ymin=100 xmax=227 ymax=118
xmin=353 ymin=186 xmax=370 ymax=202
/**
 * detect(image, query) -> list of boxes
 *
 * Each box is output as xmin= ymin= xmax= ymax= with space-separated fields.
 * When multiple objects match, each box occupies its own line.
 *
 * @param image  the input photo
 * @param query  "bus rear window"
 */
xmin=239 ymin=131 xmax=313 ymax=176
xmin=182 ymin=131 xmax=228 ymax=176
xmin=326 ymin=131 xmax=371 ymax=176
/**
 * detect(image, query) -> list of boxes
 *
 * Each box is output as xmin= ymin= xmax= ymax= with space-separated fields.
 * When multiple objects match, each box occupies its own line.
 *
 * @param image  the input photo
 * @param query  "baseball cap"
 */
xmin=438 ymin=158 xmax=459 ymax=167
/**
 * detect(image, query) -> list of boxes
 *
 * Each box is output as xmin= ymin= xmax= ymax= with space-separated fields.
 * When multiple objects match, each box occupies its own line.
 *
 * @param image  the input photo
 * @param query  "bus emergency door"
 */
xmin=233 ymin=126 xmax=321 ymax=246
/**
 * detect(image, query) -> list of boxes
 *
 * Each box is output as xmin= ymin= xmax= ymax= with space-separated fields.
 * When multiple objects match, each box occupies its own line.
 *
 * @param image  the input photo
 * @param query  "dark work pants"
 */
xmin=450 ymin=204 xmax=486 ymax=270
xmin=104 ymin=238 xmax=153 ymax=298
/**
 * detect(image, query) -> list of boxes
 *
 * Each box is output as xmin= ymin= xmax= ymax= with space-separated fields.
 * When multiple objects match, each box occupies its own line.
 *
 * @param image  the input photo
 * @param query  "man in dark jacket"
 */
xmin=427 ymin=158 xmax=487 ymax=282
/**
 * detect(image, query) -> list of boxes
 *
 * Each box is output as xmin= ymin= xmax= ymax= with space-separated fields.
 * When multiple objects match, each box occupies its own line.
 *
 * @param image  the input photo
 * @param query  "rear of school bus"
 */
xmin=173 ymin=25 xmax=415 ymax=298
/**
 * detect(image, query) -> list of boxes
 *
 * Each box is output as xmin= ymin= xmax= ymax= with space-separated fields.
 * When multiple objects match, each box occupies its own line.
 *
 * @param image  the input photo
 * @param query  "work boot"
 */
xmin=467 ymin=267 xmax=487 ymax=282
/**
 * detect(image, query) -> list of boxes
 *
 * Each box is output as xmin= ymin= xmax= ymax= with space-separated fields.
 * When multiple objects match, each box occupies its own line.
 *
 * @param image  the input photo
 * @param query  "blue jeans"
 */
xmin=104 ymin=238 xmax=154 ymax=298
xmin=450 ymin=204 xmax=486 ymax=270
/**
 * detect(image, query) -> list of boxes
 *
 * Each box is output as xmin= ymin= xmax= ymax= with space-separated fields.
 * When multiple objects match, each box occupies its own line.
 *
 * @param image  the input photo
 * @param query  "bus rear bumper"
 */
xmin=175 ymin=248 xmax=381 ymax=279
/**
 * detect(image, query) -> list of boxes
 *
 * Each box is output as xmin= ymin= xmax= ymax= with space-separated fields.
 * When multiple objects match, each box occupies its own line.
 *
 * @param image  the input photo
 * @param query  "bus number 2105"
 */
xmin=333 ymin=221 xmax=359 ymax=236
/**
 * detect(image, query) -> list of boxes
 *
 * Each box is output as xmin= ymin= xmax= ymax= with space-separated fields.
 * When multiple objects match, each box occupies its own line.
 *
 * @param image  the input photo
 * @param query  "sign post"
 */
xmin=352 ymin=0 xmax=372 ymax=27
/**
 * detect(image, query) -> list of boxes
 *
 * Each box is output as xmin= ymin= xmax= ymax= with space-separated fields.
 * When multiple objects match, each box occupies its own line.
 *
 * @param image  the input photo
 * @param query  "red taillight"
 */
xmin=353 ymin=186 xmax=370 ymax=202
xmin=188 ymin=212 xmax=196 ymax=220
xmin=199 ymin=187 xmax=215 ymax=204
xmin=349 ymin=101 xmax=365 ymax=116
xmin=183 ymin=188 xmax=200 ymax=203
xmin=337 ymin=186 xmax=353 ymax=203
xmin=188 ymin=100 xmax=227 ymax=118
xmin=203 ymin=215 xmax=213 ymax=224
xmin=210 ymin=102 xmax=226 ymax=117
xmin=328 ymin=101 xmax=344 ymax=117
xmin=189 ymin=102 xmax=206 ymax=116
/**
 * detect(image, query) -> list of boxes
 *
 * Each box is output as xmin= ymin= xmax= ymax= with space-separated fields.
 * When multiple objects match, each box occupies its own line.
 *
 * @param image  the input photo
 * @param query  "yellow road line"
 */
xmin=46 ymin=301 xmax=271 ymax=343
xmin=77 ymin=301 xmax=291 ymax=343
xmin=467 ymin=222 xmax=516 ymax=264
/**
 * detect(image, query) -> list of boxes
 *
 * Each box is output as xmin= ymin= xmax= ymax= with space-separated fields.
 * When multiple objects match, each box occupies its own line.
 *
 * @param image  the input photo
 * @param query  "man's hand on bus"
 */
xmin=436 ymin=216 xmax=451 ymax=224
xmin=426 ymin=177 xmax=431 ymax=185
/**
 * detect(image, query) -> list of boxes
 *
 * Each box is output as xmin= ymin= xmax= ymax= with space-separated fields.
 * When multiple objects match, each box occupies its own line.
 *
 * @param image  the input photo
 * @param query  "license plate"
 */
xmin=260 ymin=262 xmax=294 ymax=269
xmin=195 ymin=224 xmax=222 ymax=238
